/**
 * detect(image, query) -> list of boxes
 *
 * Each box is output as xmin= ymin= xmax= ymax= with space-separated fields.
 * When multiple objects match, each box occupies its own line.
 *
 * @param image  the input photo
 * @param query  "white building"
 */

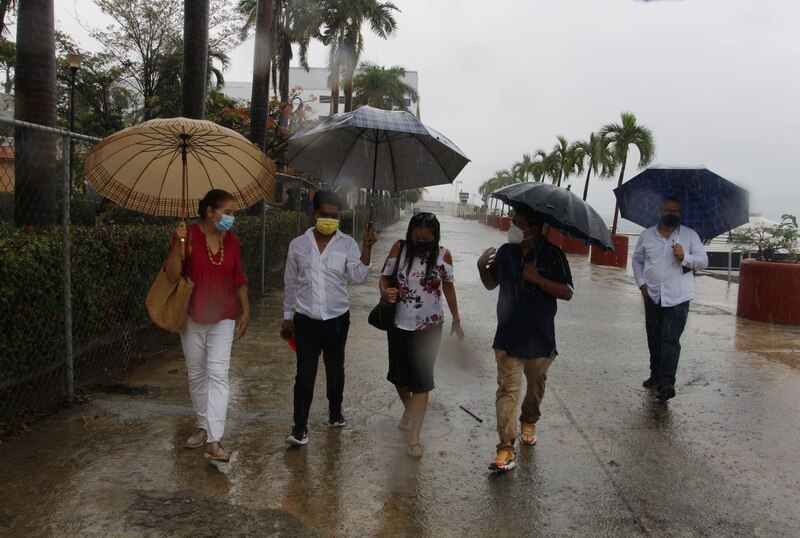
xmin=220 ymin=67 xmax=419 ymax=120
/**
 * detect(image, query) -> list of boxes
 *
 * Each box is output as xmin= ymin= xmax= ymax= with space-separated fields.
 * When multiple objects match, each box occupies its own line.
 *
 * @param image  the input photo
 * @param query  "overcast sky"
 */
xmin=55 ymin=0 xmax=800 ymax=222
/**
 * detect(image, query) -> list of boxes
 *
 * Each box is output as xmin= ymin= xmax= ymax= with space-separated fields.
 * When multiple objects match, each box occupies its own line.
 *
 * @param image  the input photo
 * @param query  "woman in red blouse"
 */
xmin=164 ymin=189 xmax=249 ymax=462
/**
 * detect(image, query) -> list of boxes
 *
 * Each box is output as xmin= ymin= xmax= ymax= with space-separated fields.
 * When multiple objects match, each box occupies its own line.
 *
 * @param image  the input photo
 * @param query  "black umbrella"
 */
xmin=288 ymin=106 xmax=470 ymax=220
xmin=492 ymin=182 xmax=614 ymax=251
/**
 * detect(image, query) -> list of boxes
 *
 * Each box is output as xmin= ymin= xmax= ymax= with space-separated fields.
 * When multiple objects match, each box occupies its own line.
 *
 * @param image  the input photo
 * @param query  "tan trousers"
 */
xmin=495 ymin=349 xmax=554 ymax=450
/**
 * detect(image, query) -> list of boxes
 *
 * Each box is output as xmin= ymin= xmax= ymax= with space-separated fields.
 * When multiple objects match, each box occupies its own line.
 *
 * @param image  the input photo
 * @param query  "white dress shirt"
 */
xmin=283 ymin=228 xmax=370 ymax=321
xmin=632 ymin=224 xmax=709 ymax=307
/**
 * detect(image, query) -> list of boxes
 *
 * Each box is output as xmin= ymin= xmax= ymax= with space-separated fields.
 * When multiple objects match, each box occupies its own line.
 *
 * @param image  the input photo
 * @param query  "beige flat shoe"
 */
xmin=185 ymin=428 xmax=207 ymax=449
xmin=204 ymin=440 xmax=230 ymax=462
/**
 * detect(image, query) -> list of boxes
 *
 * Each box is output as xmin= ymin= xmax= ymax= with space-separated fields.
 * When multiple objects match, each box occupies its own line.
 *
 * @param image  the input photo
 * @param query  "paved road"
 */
xmin=1 ymin=214 xmax=799 ymax=537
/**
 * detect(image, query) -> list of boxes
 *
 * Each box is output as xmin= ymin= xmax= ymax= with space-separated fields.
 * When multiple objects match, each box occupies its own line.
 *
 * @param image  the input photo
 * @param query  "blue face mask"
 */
xmin=215 ymin=210 xmax=234 ymax=231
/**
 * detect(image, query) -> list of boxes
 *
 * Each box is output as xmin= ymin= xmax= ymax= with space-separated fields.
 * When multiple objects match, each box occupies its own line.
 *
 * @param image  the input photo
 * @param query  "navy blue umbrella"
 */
xmin=492 ymin=182 xmax=614 ymax=250
xmin=613 ymin=166 xmax=749 ymax=241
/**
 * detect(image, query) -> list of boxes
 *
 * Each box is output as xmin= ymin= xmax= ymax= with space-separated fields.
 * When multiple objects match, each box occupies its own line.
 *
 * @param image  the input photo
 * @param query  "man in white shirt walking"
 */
xmin=282 ymin=191 xmax=377 ymax=445
xmin=632 ymin=196 xmax=708 ymax=401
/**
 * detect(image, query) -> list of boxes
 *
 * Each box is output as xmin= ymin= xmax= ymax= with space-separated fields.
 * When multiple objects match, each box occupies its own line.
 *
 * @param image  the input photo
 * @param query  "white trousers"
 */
xmin=180 ymin=316 xmax=235 ymax=443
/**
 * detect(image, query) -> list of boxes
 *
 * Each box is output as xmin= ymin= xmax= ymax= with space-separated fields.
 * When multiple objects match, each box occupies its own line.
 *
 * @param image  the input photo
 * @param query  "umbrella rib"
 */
xmin=330 ymin=127 xmax=366 ymax=188
xmin=187 ymin=143 xmax=246 ymax=203
xmin=150 ymin=148 xmax=184 ymax=216
xmin=386 ymin=130 xmax=398 ymax=193
xmin=411 ymin=132 xmax=453 ymax=183
xmin=121 ymin=143 xmax=183 ymax=214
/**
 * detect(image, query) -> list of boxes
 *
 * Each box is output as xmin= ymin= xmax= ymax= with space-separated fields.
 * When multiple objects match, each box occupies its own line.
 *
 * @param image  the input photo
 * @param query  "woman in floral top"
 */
xmin=379 ymin=212 xmax=464 ymax=458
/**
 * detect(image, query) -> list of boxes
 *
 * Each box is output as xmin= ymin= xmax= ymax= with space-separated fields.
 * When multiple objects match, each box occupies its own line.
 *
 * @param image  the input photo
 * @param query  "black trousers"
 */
xmin=292 ymin=311 xmax=350 ymax=433
xmin=644 ymin=296 xmax=690 ymax=387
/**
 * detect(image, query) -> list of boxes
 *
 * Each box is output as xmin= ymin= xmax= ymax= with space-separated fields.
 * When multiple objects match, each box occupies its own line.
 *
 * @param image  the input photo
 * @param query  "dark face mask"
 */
xmin=413 ymin=240 xmax=437 ymax=252
xmin=660 ymin=214 xmax=680 ymax=227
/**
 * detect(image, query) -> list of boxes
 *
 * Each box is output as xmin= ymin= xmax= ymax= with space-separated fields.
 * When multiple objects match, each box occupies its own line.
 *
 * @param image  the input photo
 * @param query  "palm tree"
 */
xmin=352 ymin=62 xmax=417 ymax=110
xmin=238 ymin=0 xmax=322 ymax=103
xmin=512 ymin=153 xmax=541 ymax=183
xmin=182 ymin=0 xmax=210 ymax=119
xmin=570 ymin=132 xmax=616 ymax=201
xmin=533 ymin=148 xmax=561 ymax=186
xmin=249 ymin=0 xmax=276 ymax=153
xmin=602 ymin=112 xmax=656 ymax=234
xmin=0 ymin=0 xmax=14 ymax=35
xmin=550 ymin=135 xmax=581 ymax=187
xmin=14 ymin=0 xmax=58 ymax=227
xmin=318 ymin=0 xmax=398 ymax=114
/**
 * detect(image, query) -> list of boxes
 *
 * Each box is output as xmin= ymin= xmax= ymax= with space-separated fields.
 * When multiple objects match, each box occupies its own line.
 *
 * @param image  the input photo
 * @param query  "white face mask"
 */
xmin=508 ymin=224 xmax=527 ymax=245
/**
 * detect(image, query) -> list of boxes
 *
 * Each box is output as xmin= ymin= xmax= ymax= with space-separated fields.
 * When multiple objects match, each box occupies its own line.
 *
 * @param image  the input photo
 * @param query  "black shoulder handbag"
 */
xmin=368 ymin=241 xmax=405 ymax=331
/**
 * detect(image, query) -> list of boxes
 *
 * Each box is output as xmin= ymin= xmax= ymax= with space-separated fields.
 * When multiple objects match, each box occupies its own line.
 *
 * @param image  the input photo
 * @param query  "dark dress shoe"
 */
xmin=642 ymin=377 xmax=658 ymax=389
xmin=657 ymin=385 xmax=676 ymax=401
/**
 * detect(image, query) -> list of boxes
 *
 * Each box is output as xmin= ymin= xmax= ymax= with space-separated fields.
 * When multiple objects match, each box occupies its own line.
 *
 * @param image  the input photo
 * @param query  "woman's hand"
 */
xmin=235 ymin=311 xmax=250 ymax=341
xmin=450 ymin=319 xmax=465 ymax=341
xmin=175 ymin=221 xmax=188 ymax=241
xmin=381 ymin=287 xmax=399 ymax=303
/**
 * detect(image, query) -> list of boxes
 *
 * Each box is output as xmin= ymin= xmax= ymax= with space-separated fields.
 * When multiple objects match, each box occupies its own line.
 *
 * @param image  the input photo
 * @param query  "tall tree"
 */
xmin=352 ymin=62 xmax=416 ymax=110
xmin=183 ymin=0 xmax=210 ymax=118
xmin=238 ymin=0 xmax=321 ymax=103
xmin=512 ymin=153 xmax=542 ymax=183
xmin=550 ymin=135 xmax=580 ymax=187
xmin=318 ymin=0 xmax=398 ymax=113
xmin=602 ymin=112 xmax=656 ymax=234
xmin=56 ymin=34 xmax=136 ymax=137
xmin=570 ymin=132 xmax=615 ymax=201
xmin=0 ymin=0 xmax=14 ymax=35
xmin=249 ymin=0 xmax=276 ymax=154
xmin=0 ymin=36 xmax=14 ymax=92
xmin=89 ymin=0 xmax=240 ymax=121
xmin=534 ymin=148 xmax=560 ymax=186
xmin=14 ymin=0 xmax=58 ymax=227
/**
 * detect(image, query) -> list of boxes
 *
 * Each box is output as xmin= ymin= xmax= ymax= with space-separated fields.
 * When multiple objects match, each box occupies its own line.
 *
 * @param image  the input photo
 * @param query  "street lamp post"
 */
xmin=66 ymin=54 xmax=82 ymax=188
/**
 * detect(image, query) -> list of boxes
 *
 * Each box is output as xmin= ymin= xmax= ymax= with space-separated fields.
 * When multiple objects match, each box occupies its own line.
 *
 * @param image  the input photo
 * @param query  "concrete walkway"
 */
xmin=1 ymin=215 xmax=799 ymax=537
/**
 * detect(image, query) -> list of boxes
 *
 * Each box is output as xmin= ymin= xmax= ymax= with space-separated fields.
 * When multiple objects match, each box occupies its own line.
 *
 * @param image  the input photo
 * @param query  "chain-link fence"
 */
xmin=0 ymin=116 xmax=401 ymax=433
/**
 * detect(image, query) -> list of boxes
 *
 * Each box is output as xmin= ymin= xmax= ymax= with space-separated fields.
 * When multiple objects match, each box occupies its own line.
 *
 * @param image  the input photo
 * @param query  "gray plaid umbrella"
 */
xmin=287 ymin=106 xmax=470 ymax=192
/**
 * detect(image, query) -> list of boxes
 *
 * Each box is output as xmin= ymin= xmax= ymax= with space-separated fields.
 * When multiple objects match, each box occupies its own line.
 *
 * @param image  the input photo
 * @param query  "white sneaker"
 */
xmin=285 ymin=430 xmax=308 ymax=446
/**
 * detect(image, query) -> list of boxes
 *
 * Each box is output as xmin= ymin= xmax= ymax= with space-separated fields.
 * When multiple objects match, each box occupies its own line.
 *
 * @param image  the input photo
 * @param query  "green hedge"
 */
xmin=0 ymin=210 xmax=306 ymax=385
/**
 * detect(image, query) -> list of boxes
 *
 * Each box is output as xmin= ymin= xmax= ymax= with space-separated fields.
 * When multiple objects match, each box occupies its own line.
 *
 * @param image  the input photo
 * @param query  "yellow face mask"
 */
xmin=315 ymin=217 xmax=340 ymax=236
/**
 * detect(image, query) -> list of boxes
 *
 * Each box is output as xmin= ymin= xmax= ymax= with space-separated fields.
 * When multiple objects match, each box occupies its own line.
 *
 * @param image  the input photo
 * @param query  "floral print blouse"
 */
xmin=381 ymin=245 xmax=454 ymax=331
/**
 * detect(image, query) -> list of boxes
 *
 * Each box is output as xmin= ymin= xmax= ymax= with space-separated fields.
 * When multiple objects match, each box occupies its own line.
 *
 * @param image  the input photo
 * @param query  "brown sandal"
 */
xmin=406 ymin=443 xmax=423 ymax=459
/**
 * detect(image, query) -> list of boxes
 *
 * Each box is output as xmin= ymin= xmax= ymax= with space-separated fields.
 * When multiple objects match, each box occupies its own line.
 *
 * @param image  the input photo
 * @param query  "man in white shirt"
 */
xmin=632 ymin=196 xmax=708 ymax=401
xmin=282 ymin=191 xmax=377 ymax=445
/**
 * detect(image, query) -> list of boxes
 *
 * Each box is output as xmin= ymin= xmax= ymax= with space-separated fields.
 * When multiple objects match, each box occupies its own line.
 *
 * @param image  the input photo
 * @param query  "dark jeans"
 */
xmin=644 ymin=296 xmax=690 ymax=387
xmin=292 ymin=311 xmax=350 ymax=434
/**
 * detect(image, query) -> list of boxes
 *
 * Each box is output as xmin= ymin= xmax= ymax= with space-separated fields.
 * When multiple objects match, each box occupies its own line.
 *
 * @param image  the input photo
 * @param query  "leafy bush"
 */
xmin=733 ymin=214 xmax=798 ymax=262
xmin=235 ymin=211 xmax=310 ymax=287
xmin=0 ymin=224 xmax=169 ymax=383
xmin=0 ymin=210 xmax=306 ymax=385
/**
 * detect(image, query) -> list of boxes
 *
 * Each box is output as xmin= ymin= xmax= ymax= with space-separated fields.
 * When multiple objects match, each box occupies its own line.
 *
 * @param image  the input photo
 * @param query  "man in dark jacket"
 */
xmin=477 ymin=207 xmax=573 ymax=472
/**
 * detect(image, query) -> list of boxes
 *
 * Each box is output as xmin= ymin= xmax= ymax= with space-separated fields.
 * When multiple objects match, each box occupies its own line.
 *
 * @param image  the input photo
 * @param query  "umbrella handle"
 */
xmin=180 ymin=217 xmax=186 ymax=261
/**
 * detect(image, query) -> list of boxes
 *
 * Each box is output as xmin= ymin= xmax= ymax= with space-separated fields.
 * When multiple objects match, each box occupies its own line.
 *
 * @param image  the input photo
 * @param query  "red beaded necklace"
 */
xmin=205 ymin=228 xmax=224 ymax=266
xmin=206 ymin=242 xmax=224 ymax=266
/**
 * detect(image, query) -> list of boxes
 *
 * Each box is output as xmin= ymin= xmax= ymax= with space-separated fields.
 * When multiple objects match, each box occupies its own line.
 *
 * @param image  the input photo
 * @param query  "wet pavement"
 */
xmin=1 ymin=215 xmax=799 ymax=537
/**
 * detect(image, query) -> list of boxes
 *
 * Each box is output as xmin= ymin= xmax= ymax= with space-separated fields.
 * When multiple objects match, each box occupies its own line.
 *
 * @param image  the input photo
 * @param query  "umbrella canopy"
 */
xmin=492 ymin=182 xmax=614 ymax=250
xmin=613 ymin=166 xmax=749 ymax=240
xmin=287 ymin=105 xmax=470 ymax=191
xmin=85 ymin=117 xmax=277 ymax=217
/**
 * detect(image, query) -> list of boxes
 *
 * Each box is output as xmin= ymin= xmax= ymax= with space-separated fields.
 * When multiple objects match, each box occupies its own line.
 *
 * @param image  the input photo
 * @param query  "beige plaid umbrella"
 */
xmin=85 ymin=117 xmax=277 ymax=218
